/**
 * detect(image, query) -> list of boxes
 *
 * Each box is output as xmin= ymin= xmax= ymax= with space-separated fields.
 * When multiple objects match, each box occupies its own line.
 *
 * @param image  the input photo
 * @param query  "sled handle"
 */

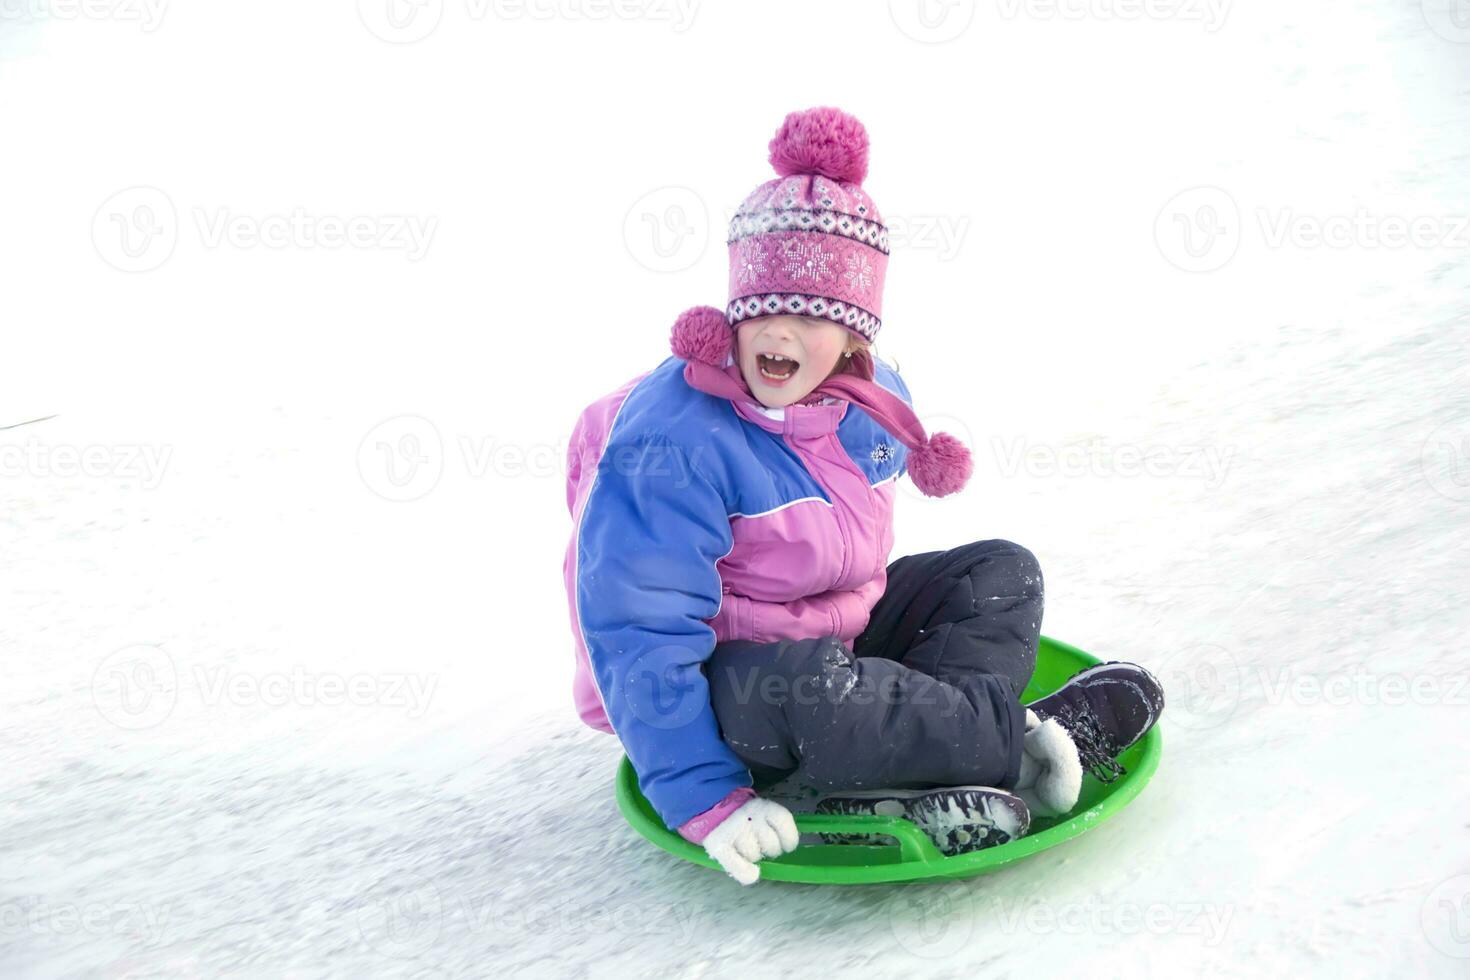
xmin=793 ymin=813 xmax=947 ymax=865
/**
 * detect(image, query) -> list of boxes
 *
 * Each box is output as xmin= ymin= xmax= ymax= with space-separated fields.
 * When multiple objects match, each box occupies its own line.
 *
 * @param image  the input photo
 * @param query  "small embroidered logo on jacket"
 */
xmin=871 ymin=443 xmax=895 ymax=463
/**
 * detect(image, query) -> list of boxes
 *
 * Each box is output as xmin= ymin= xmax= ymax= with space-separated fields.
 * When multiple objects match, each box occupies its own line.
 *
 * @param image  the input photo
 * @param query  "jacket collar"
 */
xmin=669 ymin=305 xmax=973 ymax=497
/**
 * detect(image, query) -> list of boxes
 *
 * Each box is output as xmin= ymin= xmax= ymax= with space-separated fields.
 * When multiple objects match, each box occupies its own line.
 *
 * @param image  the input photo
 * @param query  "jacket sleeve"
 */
xmin=573 ymin=431 xmax=753 ymax=829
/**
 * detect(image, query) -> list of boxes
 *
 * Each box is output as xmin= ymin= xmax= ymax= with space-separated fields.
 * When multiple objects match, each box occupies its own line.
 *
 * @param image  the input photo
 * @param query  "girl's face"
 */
xmin=735 ymin=316 xmax=853 ymax=408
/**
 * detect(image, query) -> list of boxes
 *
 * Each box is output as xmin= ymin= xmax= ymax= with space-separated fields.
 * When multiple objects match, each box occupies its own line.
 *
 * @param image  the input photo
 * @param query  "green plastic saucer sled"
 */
xmin=615 ymin=635 xmax=1162 ymax=885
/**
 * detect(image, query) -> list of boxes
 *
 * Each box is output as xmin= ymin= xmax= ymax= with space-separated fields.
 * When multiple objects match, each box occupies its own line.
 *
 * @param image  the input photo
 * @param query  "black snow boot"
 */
xmin=1026 ymin=661 xmax=1164 ymax=784
xmin=814 ymin=786 xmax=1031 ymax=856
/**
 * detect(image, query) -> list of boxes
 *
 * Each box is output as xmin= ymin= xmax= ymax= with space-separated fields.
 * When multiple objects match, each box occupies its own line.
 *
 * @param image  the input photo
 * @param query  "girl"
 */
xmin=564 ymin=108 xmax=1163 ymax=885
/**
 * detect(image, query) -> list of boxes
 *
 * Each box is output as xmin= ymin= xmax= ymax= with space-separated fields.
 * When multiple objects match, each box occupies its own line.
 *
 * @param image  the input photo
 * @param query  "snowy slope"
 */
xmin=4 ymin=1 xmax=1469 ymax=977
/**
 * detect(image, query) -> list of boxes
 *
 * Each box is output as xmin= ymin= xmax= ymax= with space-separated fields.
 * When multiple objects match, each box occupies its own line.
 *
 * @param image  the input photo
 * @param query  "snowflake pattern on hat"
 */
xmin=844 ymin=253 xmax=874 ymax=291
xmin=734 ymin=238 xmax=769 ymax=287
xmin=781 ymin=239 xmax=834 ymax=283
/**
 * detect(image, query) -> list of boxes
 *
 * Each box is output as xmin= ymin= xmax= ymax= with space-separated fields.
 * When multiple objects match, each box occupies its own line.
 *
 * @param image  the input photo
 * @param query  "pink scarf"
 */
xmin=676 ymin=329 xmax=972 ymax=498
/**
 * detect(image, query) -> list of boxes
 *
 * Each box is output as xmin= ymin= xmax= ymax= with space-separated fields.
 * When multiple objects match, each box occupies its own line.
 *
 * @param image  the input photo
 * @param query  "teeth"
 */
xmin=757 ymin=352 xmax=798 ymax=383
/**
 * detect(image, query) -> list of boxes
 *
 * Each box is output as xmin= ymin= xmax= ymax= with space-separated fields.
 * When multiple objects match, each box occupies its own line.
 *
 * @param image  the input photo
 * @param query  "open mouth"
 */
xmin=757 ymin=352 xmax=800 ymax=384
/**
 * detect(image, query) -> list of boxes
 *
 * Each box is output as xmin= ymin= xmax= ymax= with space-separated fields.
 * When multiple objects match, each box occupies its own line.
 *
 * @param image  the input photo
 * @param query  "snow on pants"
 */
xmin=704 ymin=539 xmax=1043 ymax=793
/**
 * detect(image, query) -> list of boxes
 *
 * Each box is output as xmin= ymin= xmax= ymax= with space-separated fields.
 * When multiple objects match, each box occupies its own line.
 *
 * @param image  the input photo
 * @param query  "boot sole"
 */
xmin=814 ymin=786 xmax=1031 ymax=855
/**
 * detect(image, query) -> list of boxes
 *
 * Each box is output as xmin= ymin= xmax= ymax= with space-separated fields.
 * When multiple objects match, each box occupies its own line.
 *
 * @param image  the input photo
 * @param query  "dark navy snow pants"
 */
xmin=704 ymin=539 xmax=1043 ymax=793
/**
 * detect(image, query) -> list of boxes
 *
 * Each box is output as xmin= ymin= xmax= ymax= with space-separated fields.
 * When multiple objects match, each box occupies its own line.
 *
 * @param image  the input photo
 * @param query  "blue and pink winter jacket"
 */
xmin=564 ymin=341 xmax=916 ymax=830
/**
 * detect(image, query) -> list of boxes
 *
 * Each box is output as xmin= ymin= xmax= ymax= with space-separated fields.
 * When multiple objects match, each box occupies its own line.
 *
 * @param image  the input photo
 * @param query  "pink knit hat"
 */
xmin=726 ymin=107 xmax=888 ymax=340
xmin=667 ymin=108 xmax=973 ymax=499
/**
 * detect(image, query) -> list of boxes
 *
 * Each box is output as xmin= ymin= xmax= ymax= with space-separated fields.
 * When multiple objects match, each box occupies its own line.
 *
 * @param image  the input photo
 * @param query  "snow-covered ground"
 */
xmin=4 ymin=1 xmax=1468 ymax=977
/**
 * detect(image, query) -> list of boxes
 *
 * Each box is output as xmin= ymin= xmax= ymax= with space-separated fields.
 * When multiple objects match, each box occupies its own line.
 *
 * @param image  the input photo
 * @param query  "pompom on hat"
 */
xmin=668 ymin=108 xmax=973 ymax=499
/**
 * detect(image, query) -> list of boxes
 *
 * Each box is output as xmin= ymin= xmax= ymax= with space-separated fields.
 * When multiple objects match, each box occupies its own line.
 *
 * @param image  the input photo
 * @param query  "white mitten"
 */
xmin=1014 ymin=708 xmax=1083 ymax=818
xmin=701 ymin=797 xmax=800 ymax=886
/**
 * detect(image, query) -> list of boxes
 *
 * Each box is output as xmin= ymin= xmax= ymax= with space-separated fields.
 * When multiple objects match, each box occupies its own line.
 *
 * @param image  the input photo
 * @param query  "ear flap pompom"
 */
xmin=907 ymin=431 xmax=973 ymax=498
xmin=670 ymin=306 xmax=732 ymax=367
